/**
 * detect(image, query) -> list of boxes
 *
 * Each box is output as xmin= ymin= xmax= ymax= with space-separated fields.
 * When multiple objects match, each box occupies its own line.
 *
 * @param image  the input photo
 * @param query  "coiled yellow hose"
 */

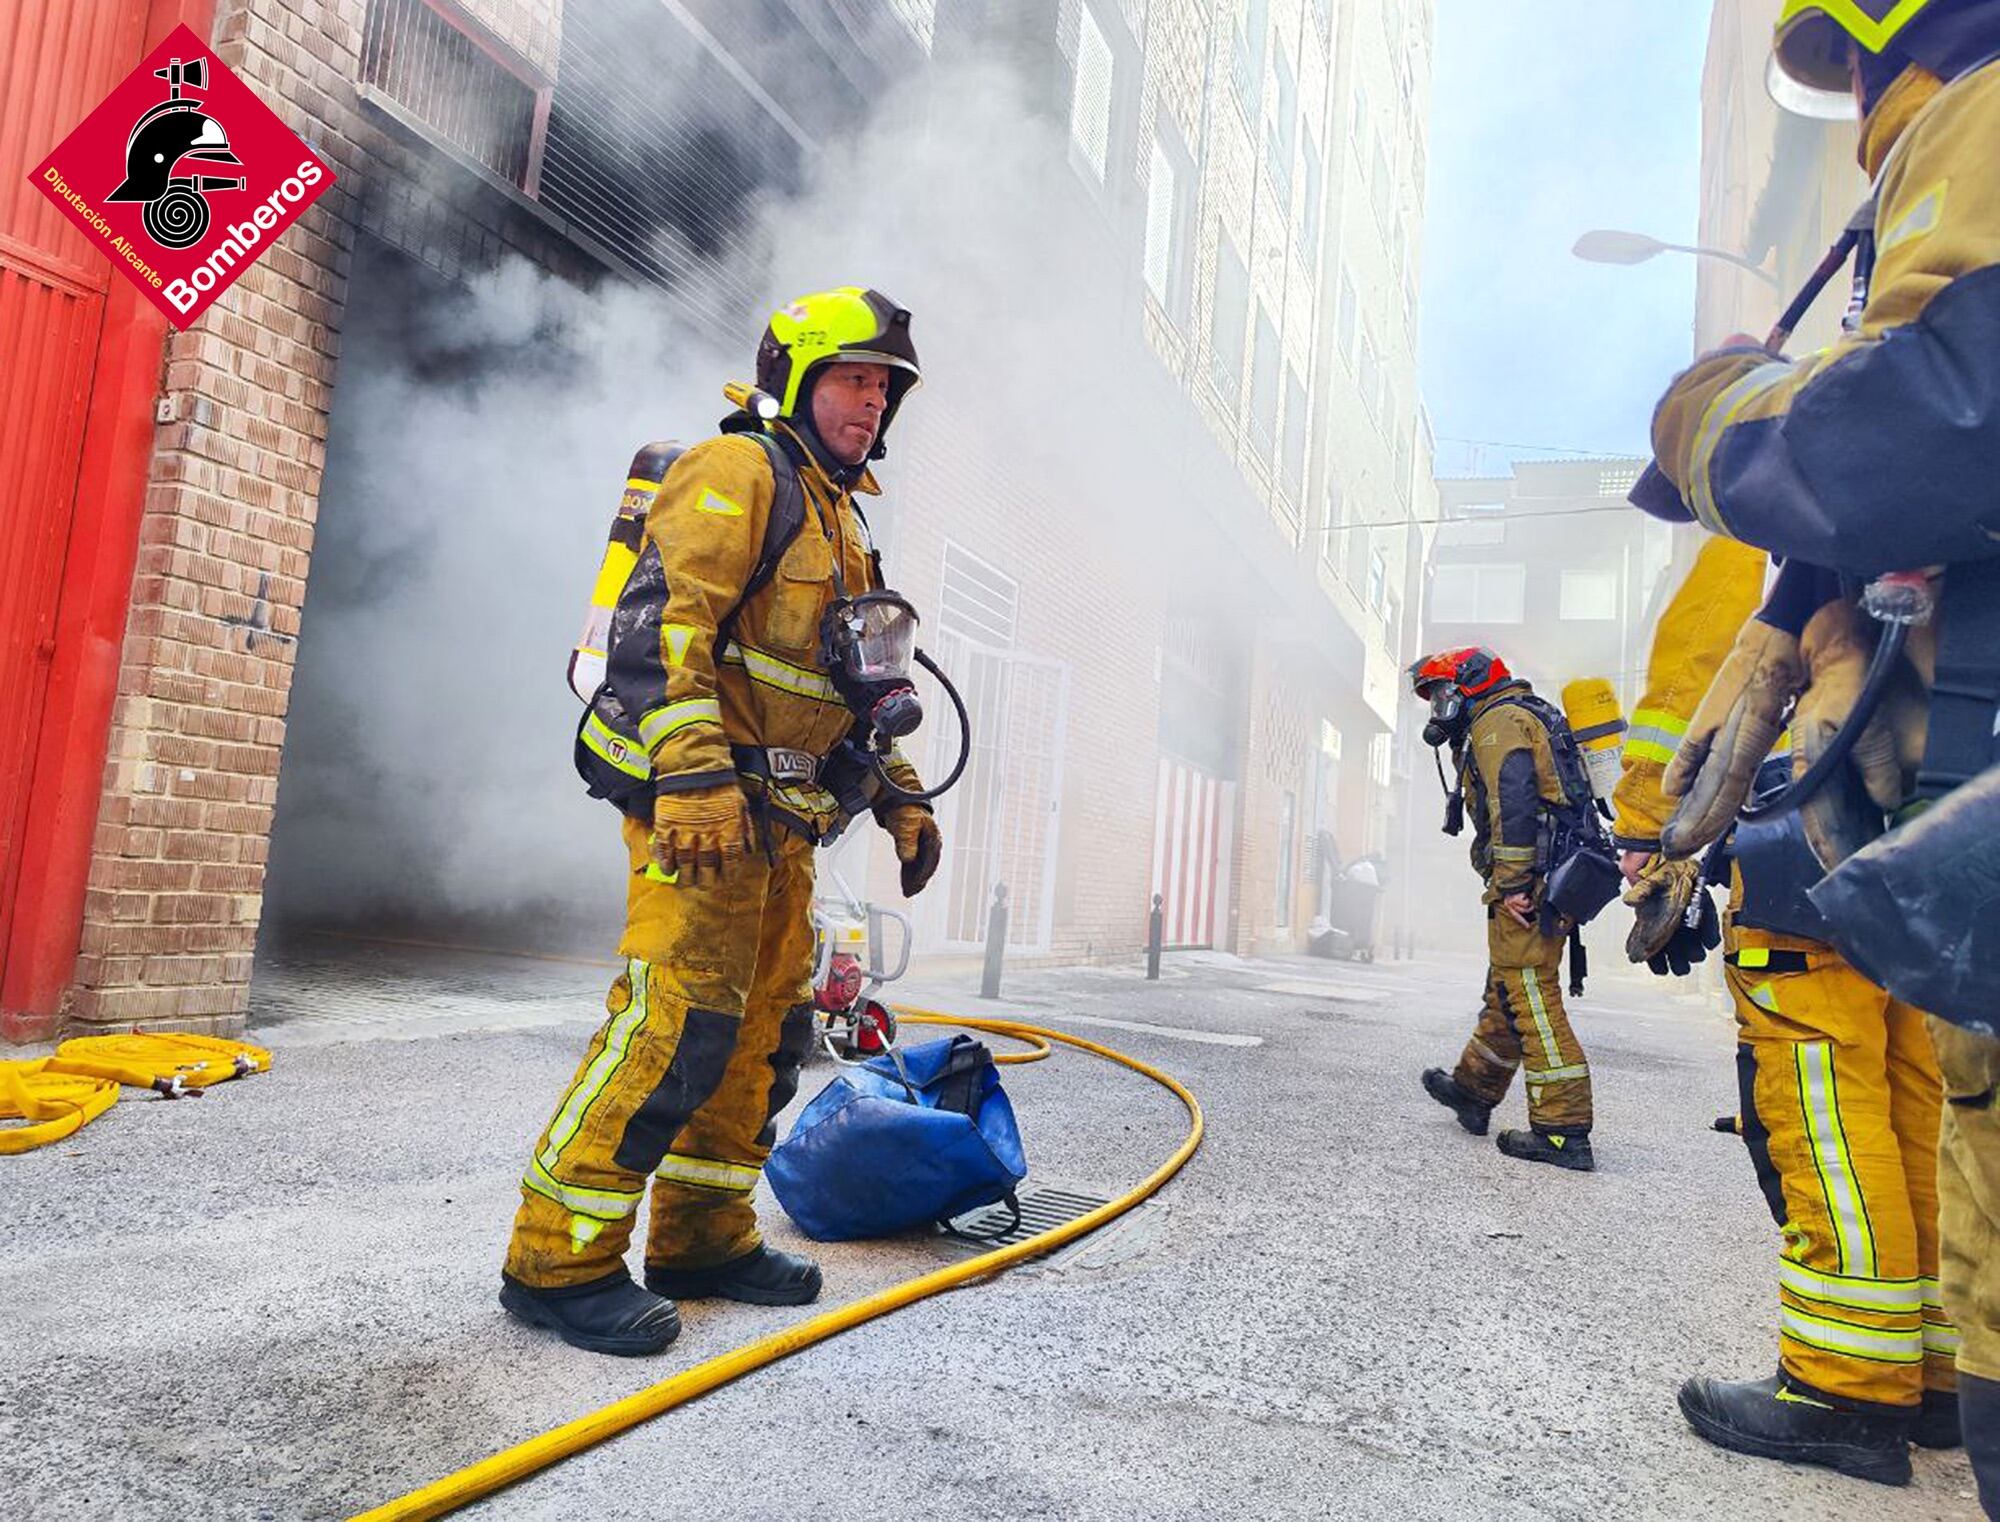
xmin=347 ymin=1007 xmax=1203 ymax=1522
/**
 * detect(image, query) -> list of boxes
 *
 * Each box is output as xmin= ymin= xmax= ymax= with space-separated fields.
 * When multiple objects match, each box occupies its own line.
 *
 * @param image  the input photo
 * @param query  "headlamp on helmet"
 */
xmin=754 ymin=287 xmax=921 ymax=459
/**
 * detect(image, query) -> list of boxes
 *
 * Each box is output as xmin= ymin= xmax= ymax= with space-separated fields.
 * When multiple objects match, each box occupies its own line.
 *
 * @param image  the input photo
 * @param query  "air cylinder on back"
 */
xmin=1562 ymin=677 xmax=1628 ymax=803
xmin=568 ymin=441 xmax=682 ymax=703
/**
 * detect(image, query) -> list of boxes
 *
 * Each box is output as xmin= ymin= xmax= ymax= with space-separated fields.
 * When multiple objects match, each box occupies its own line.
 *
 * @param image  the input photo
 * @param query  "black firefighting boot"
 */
xmin=1422 ymin=1068 xmax=1492 ymax=1136
xmin=1677 ymin=1369 xmax=1914 ymax=1486
xmin=646 ymin=1244 xmax=822 ymax=1306
xmin=1495 ymin=1127 xmax=1595 ymax=1172
xmin=1912 ymin=1387 xmax=1962 ymax=1450
xmin=498 ymin=1270 xmax=682 ymax=1357
xmin=1964 ymin=1374 xmax=2000 ymax=1517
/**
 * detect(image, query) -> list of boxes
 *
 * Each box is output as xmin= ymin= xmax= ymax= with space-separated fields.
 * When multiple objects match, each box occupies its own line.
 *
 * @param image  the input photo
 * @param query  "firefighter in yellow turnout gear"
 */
xmin=1632 ymin=0 xmax=2000 ymax=1498
xmin=1412 ymin=649 xmax=1597 ymax=1172
xmin=1614 ymin=539 xmax=1957 ymax=1485
xmin=502 ymin=289 xmax=942 ymax=1356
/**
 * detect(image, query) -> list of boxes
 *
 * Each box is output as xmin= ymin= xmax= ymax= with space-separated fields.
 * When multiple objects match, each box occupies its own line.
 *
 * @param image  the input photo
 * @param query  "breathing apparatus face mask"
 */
xmin=823 ymin=591 xmax=923 ymax=739
xmin=1421 ymin=688 xmax=1469 ymax=750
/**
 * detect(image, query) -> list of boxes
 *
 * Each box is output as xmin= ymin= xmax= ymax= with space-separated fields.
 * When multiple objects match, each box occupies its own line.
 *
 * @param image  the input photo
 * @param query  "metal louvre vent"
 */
xmin=361 ymin=0 xmax=537 ymax=188
xmin=945 ymin=1185 xmax=1111 ymax=1250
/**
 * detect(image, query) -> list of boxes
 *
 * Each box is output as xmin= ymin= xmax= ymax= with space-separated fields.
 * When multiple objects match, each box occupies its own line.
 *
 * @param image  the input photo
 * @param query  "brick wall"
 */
xmin=68 ymin=0 xmax=569 ymax=1031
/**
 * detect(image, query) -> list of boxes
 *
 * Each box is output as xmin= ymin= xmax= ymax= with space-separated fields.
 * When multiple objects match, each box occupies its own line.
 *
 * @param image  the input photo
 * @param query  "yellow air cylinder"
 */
xmin=568 ymin=441 xmax=683 ymax=703
xmin=1562 ymin=677 xmax=1627 ymax=803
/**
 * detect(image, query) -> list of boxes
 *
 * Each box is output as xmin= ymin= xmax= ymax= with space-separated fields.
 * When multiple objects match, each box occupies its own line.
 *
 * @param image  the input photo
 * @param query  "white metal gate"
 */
xmin=921 ymin=631 xmax=1068 ymax=952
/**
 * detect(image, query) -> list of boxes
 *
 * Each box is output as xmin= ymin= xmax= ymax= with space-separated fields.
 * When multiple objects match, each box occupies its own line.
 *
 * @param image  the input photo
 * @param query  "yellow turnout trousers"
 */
xmin=1726 ymin=931 xmax=1955 ymax=1407
xmin=504 ymin=815 xmax=818 ymax=1290
xmin=1930 ymin=1021 xmax=2000 ymax=1386
xmin=1452 ymin=907 xmax=1593 ymax=1134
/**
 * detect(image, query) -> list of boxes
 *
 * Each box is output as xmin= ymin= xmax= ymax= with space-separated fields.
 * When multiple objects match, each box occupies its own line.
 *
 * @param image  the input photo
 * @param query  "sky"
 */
xmin=1418 ymin=1 xmax=1717 ymax=478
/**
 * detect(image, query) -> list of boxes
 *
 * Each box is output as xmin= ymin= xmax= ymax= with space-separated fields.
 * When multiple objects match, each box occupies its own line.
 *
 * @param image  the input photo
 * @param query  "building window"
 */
xmin=1210 ymin=236 xmax=1250 ymax=402
xmin=1276 ymin=789 xmax=1296 ymax=928
xmin=1144 ymin=131 xmax=1194 ymax=321
xmin=1560 ymin=569 xmax=1621 ymax=622
xmin=940 ymin=542 xmax=1020 ymax=646
xmin=1386 ymin=588 xmax=1404 ymax=654
xmin=1069 ymin=3 xmax=1114 ymax=182
xmin=1336 ymin=270 xmax=1358 ymax=369
xmin=1297 ymin=134 xmax=1323 ymax=260
xmin=1368 ymin=549 xmax=1388 ymax=612
xmin=1430 ymin=563 xmax=1527 ymax=625
xmin=1264 ymin=45 xmax=1296 ymax=205
xmin=1371 ymin=136 xmax=1393 ymax=227
xmin=1357 ymin=330 xmax=1380 ymax=423
xmin=1281 ymin=365 xmax=1308 ymax=500
xmin=1321 ymin=474 xmax=1345 ymax=569
xmin=1394 ymin=424 xmax=1414 ymax=506
xmin=1370 ymin=731 xmax=1394 ymax=788
xmin=361 ymin=0 xmax=545 ymax=191
xmin=1249 ymin=308 xmax=1281 ymax=456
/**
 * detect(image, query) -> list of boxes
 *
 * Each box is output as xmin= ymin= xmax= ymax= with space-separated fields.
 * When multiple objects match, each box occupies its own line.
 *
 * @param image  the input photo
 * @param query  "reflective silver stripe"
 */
xmin=656 ymin=1153 xmax=760 ymax=1192
xmin=1491 ymin=845 xmax=1537 ymax=862
xmin=1520 ymin=969 xmax=1564 ymax=1073
xmin=1525 ymin=1063 xmax=1590 ymax=1085
xmin=638 ymin=697 xmax=722 ymax=751
xmin=522 ymin=1155 xmax=644 ymax=1222
xmin=721 ymin=641 xmax=839 ymax=701
xmin=1924 ymin=1323 xmax=1962 ymax=1357
xmin=581 ymin=712 xmax=652 ymax=780
xmin=539 ymin=960 xmax=651 ymax=1175
xmin=1689 ymin=360 xmax=1792 ymax=535
xmin=1470 ymin=1038 xmax=1516 ymax=1071
xmin=1780 ymin=1306 xmax=1923 ymax=1364
xmin=1778 ymin=1260 xmax=1921 ymax=1312
xmin=1796 ymin=1041 xmax=1877 ymax=1279
xmin=1922 ymin=1276 xmax=1945 ymax=1310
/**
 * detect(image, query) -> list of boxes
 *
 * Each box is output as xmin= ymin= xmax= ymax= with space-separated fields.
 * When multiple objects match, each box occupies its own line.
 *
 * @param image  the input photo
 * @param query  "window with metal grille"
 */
xmin=1248 ymin=308 xmax=1280 ymax=457
xmin=1143 ymin=132 xmax=1194 ymax=320
xmin=939 ymin=543 xmax=1019 ymax=648
xmin=1281 ymin=365 xmax=1307 ymax=500
xmin=1070 ymin=3 xmax=1114 ymax=183
xmin=1297 ymin=133 xmax=1323 ymax=261
xmin=1321 ymin=475 xmax=1345 ymax=570
xmin=1210 ymin=236 xmax=1250 ymax=401
xmin=361 ymin=0 xmax=542 ymax=190
xmin=1264 ymin=45 xmax=1295 ymax=206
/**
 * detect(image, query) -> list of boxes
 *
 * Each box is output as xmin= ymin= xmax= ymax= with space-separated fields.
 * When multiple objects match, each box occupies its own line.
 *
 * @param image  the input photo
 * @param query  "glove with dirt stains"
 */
xmin=1623 ymin=855 xmax=1720 ymax=976
xmin=650 ymin=784 xmax=753 ymax=885
xmin=1661 ymin=619 xmax=1804 ymax=859
xmin=880 ymin=805 xmax=942 ymax=897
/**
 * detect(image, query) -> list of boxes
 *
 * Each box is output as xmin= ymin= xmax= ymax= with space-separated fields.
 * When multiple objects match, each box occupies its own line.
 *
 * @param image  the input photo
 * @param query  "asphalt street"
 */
xmin=0 ymin=934 xmax=1984 ymax=1521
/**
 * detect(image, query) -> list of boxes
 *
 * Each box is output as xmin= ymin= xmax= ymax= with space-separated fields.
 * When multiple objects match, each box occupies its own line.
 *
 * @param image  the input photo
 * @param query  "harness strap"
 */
xmin=1916 ymin=558 xmax=2000 ymax=800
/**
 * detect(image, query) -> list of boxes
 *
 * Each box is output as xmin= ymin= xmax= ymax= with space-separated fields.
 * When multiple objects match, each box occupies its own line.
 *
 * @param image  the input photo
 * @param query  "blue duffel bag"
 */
xmin=767 ymin=1034 xmax=1028 ymax=1242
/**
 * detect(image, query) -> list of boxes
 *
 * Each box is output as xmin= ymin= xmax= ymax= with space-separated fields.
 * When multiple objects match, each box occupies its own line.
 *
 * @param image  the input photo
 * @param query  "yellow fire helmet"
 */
xmin=754 ymin=287 xmax=921 ymax=454
xmin=1770 ymin=0 xmax=1939 ymax=116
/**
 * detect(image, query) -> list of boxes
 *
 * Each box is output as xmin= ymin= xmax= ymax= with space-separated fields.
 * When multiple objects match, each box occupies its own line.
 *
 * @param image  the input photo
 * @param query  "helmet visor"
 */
xmin=1766 ymin=49 xmax=1859 ymax=118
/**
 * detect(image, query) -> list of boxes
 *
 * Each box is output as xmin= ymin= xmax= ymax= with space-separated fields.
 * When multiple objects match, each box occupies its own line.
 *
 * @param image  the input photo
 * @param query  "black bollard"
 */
xmin=980 ymin=881 xmax=1009 ymax=1000
xmin=1146 ymin=893 xmax=1164 ymax=980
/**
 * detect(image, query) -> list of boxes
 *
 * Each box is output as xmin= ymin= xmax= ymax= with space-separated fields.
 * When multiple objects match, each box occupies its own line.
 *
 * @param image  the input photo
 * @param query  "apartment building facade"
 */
xmin=2 ymin=0 xmax=1440 ymax=1039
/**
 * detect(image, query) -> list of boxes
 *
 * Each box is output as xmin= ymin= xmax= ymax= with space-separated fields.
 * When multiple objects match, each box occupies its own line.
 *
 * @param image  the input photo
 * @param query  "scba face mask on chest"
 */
xmin=822 ymin=591 xmax=923 ymax=739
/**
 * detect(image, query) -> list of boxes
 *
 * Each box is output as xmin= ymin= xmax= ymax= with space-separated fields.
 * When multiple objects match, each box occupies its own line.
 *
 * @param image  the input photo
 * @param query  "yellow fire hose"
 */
xmin=347 ymin=1007 xmax=1203 ymax=1522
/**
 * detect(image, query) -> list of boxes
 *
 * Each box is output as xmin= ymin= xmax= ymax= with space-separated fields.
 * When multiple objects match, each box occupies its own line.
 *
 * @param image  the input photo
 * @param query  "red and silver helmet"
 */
xmin=1407 ymin=647 xmax=1512 ymax=701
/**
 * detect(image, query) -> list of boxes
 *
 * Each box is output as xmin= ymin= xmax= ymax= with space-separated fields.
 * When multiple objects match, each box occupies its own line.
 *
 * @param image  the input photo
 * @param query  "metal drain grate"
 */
xmin=945 ymin=1185 xmax=1112 ymax=1249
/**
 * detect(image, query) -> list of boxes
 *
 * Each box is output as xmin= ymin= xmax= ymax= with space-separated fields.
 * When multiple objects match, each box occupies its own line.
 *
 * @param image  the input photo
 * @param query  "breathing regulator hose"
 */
xmin=865 ymin=649 xmax=972 ymax=807
xmin=345 ymin=1010 xmax=1203 ymax=1522
xmin=1738 ymin=617 xmax=1909 ymax=823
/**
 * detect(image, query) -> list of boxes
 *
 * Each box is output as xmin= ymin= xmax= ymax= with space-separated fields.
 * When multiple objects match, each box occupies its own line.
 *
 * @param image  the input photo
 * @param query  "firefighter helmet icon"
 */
xmin=106 ymin=56 xmax=244 ymax=249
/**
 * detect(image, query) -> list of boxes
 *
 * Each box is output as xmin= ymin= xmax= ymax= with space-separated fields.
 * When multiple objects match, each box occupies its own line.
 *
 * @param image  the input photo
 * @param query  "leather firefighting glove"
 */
xmin=880 ymin=805 xmax=942 ymax=897
xmin=1623 ymin=855 xmax=1721 ymax=976
xmin=1661 ymin=619 xmax=1804 ymax=860
xmin=1790 ymin=599 xmax=1929 ymax=868
xmin=650 ymin=784 xmax=753 ymax=885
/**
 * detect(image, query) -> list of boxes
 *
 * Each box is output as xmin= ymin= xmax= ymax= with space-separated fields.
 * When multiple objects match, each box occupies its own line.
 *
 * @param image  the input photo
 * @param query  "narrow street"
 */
xmin=2 ymin=942 xmax=1982 ymax=1520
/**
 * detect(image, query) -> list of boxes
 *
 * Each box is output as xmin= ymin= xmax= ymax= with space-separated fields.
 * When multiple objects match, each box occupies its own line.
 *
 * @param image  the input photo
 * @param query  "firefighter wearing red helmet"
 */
xmin=1410 ymin=648 xmax=1598 ymax=1172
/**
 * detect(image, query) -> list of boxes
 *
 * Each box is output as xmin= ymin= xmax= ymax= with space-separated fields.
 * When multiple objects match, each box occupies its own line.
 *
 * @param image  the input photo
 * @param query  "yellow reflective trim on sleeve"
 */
xmin=638 ymin=697 xmax=722 ymax=751
xmin=656 ymin=1153 xmax=761 ymax=1193
xmin=1796 ymin=1040 xmax=1878 ymax=1280
xmin=1623 ymin=739 xmax=1679 ymax=766
xmin=1880 ymin=180 xmax=1946 ymax=256
xmin=1778 ymin=1259 xmax=1922 ymax=1313
xmin=663 ymin=624 xmax=697 ymax=668
xmin=1747 ymin=979 xmax=1781 ymax=1012
xmin=1737 ymin=947 xmax=1772 ymax=969
xmin=581 ymin=712 xmax=652 ymax=780
xmin=1690 ymin=360 xmax=1794 ymax=536
xmin=1924 ymin=1323 xmax=1962 ymax=1357
xmin=696 ymin=487 xmax=745 ymax=517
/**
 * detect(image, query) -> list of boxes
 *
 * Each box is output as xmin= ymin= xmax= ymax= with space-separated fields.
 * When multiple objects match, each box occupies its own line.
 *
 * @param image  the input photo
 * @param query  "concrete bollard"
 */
xmin=1146 ymin=893 xmax=1163 ymax=980
xmin=979 ymin=881 xmax=1009 ymax=1000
